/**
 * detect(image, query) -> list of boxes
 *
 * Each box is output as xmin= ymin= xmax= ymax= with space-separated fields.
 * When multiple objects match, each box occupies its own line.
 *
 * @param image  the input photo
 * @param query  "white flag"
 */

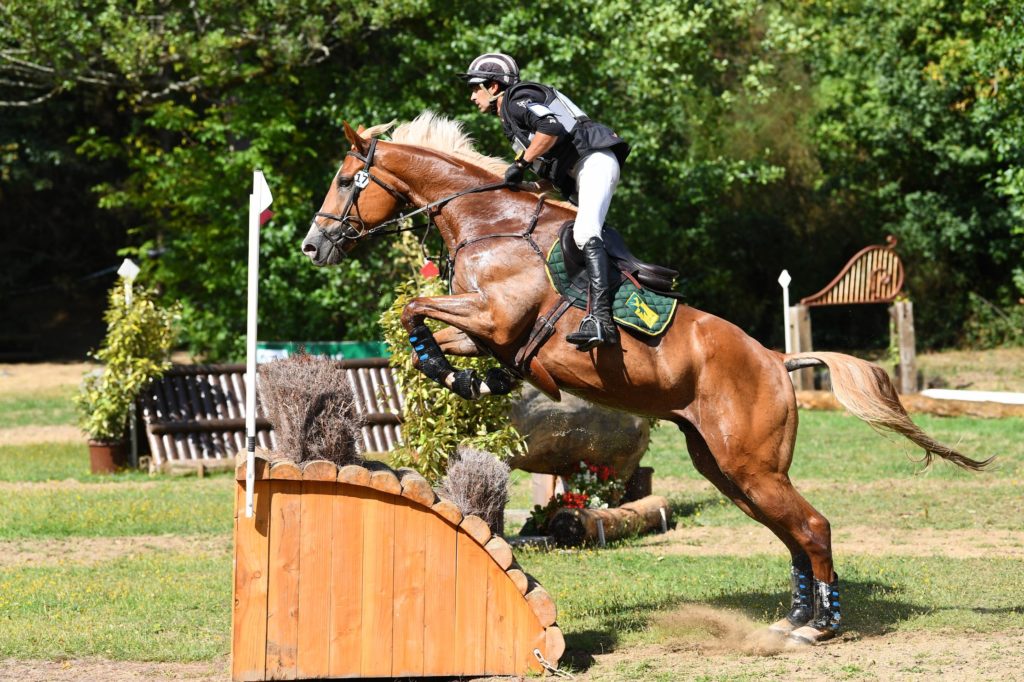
xmin=253 ymin=170 xmax=273 ymax=224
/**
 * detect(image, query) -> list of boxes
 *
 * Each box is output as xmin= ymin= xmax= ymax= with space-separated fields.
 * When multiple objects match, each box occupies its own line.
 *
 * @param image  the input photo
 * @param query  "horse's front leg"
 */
xmin=401 ymin=293 xmax=519 ymax=400
xmin=434 ymin=325 xmax=485 ymax=357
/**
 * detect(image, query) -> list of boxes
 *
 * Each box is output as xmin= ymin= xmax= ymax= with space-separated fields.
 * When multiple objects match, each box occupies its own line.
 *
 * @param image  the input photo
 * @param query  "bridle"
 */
xmin=312 ymin=138 xmax=411 ymax=251
xmin=310 ymin=137 xmax=510 ymax=257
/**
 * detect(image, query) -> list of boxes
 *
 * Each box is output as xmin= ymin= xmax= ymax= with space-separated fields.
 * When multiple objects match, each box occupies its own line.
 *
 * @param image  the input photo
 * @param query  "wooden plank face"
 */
xmin=422 ymin=515 xmax=458 ymax=675
xmin=391 ymin=498 xmax=427 ymax=677
xmin=232 ymin=480 xmax=270 ymax=682
xmin=484 ymin=558 xmax=517 ymax=673
xmin=265 ymin=480 xmax=301 ymax=679
xmin=359 ymin=487 xmax=395 ymax=677
xmin=296 ymin=481 xmax=333 ymax=679
xmin=452 ymin=528 xmax=488 ymax=674
xmin=328 ymin=484 xmax=367 ymax=678
xmin=514 ymin=592 xmax=547 ymax=676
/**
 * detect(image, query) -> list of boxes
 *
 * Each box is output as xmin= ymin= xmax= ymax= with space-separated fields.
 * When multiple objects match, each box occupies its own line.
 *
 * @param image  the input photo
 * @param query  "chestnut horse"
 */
xmin=301 ymin=112 xmax=990 ymax=645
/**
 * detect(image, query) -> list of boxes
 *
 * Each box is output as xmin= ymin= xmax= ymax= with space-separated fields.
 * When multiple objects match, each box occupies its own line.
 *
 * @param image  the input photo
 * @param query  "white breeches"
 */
xmin=572 ymin=149 xmax=620 ymax=248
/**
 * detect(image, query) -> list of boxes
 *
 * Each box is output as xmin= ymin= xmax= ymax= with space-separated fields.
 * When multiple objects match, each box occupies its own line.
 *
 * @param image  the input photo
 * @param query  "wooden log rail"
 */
xmin=232 ymin=452 xmax=564 ymax=681
xmin=549 ymin=495 xmax=671 ymax=547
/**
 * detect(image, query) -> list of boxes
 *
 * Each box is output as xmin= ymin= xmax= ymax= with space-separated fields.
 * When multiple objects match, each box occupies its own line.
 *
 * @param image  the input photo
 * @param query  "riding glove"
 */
xmin=504 ymin=155 xmax=529 ymax=184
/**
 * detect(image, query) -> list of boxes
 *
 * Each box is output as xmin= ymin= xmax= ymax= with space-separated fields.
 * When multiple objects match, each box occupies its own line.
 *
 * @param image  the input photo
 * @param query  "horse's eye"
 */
xmin=337 ymin=176 xmax=353 ymax=189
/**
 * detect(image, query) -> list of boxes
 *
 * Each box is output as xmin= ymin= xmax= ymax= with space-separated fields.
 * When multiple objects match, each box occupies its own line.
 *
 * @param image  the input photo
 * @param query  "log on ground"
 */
xmin=548 ymin=495 xmax=670 ymax=547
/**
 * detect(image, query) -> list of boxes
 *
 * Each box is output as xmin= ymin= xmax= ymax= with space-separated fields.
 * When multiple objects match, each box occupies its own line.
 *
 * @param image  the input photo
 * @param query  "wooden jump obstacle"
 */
xmin=140 ymin=358 xmax=403 ymax=466
xmin=232 ymin=452 xmax=565 ymax=681
xmin=789 ymin=235 xmax=916 ymax=393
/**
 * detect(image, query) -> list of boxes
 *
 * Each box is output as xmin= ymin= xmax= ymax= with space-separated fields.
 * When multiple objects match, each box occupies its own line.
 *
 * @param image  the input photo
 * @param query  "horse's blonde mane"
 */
xmin=365 ymin=111 xmax=507 ymax=177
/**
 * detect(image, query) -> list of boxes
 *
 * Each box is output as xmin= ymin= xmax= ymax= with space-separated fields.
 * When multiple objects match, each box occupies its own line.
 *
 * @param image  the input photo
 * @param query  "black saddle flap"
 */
xmin=560 ymin=221 xmax=679 ymax=292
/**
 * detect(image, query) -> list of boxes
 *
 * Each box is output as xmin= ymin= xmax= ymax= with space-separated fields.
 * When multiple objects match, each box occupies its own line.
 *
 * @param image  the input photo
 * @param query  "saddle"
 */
xmin=559 ymin=221 xmax=681 ymax=295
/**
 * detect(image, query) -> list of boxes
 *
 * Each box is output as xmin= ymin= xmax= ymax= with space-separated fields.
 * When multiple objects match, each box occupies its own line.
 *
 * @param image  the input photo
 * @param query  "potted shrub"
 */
xmin=75 ymin=278 xmax=179 ymax=473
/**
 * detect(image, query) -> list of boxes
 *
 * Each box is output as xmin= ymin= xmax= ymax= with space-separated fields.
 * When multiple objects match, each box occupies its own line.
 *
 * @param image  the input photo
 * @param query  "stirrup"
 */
xmin=566 ymin=315 xmax=613 ymax=351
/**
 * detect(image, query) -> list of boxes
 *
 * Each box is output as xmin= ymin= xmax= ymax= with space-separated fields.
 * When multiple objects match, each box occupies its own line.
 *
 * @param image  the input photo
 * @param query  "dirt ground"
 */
xmin=3 ymin=629 xmax=1023 ymax=681
xmin=0 ymin=362 xmax=96 ymax=396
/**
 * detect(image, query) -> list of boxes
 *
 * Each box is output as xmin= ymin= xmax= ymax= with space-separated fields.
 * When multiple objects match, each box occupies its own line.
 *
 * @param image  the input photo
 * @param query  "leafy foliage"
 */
xmin=3 ymin=0 xmax=1022 ymax=355
xmin=378 ymin=237 xmax=525 ymax=483
xmin=74 ymin=280 xmax=179 ymax=441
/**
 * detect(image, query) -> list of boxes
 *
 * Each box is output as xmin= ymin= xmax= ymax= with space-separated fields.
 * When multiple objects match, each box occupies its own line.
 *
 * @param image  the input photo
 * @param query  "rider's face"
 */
xmin=469 ymin=82 xmax=498 ymax=114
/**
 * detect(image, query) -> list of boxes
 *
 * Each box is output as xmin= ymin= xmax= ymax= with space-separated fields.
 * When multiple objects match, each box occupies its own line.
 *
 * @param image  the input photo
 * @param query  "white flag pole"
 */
xmin=118 ymin=258 xmax=141 ymax=469
xmin=245 ymin=170 xmax=272 ymax=518
xmin=778 ymin=270 xmax=793 ymax=354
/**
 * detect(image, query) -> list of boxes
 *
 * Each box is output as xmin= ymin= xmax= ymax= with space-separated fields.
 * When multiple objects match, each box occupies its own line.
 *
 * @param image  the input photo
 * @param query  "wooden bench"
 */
xmin=140 ymin=358 xmax=403 ymax=465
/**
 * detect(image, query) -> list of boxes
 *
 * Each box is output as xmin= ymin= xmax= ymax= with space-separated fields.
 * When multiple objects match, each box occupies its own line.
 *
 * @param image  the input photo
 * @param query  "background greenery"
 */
xmin=2 ymin=0 xmax=1022 ymax=359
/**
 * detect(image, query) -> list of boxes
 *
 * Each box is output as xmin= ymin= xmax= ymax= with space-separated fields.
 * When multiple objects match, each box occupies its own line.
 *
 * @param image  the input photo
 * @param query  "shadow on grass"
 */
xmin=561 ymin=578 xmax=937 ymax=669
xmin=667 ymin=495 xmax=720 ymax=524
xmin=709 ymin=578 xmax=926 ymax=637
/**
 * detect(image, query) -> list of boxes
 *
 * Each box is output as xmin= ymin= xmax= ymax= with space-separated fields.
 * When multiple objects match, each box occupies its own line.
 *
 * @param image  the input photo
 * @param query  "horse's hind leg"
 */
xmin=679 ymin=423 xmax=815 ymax=635
xmin=693 ymin=415 xmax=843 ymax=645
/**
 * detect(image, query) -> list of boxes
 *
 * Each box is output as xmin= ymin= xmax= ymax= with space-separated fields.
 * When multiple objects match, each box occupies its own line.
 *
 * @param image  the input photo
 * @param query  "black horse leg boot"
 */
xmin=566 ymin=237 xmax=620 ymax=351
xmin=768 ymin=558 xmax=814 ymax=634
xmin=789 ymin=573 xmax=842 ymax=645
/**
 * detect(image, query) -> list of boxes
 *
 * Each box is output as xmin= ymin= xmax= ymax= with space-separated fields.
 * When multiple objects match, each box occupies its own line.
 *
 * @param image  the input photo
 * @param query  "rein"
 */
xmin=312 ymin=137 xmax=512 ymax=248
xmin=312 ymin=138 xmax=552 ymax=287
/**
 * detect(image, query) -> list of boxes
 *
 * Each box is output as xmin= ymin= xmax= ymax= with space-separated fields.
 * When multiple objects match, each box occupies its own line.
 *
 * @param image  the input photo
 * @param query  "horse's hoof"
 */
xmin=787 ymin=624 xmax=838 ymax=646
xmin=767 ymin=617 xmax=800 ymax=635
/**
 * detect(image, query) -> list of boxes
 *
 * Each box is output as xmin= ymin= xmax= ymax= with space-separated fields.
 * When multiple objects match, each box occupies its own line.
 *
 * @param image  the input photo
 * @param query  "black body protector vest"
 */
xmin=499 ymin=81 xmax=631 ymax=200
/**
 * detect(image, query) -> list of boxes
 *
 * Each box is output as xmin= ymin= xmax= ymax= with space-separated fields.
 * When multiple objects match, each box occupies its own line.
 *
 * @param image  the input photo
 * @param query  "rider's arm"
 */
xmin=522 ymin=131 xmax=559 ymax=163
xmin=511 ymin=99 xmax=567 ymax=163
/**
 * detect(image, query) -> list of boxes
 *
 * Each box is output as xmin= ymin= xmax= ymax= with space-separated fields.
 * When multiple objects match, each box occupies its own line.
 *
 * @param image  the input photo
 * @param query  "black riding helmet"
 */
xmin=459 ymin=52 xmax=520 ymax=89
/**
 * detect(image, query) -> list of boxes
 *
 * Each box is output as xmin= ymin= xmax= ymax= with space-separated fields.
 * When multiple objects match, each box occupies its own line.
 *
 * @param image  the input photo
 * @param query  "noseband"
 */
xmin=312 ymin=138 xmax=410 ymax=251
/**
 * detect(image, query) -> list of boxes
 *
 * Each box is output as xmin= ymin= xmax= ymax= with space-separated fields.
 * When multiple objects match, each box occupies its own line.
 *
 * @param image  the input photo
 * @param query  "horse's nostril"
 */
xmin=302 ymin=242 xmax=318 ymax=256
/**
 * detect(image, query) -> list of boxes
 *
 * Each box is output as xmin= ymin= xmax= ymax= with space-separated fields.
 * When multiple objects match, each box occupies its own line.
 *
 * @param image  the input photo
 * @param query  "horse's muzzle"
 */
xmin=301 ymin=222 xmax=346 ymax=266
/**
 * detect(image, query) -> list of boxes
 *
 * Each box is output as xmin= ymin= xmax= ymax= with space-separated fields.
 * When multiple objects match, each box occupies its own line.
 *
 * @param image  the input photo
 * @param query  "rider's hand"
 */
xmin=504 ymin=156 xmax=528 ymax=185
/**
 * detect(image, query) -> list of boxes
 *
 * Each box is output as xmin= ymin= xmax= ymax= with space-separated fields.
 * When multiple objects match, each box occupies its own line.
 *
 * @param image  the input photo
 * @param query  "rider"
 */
xmin=460 ymin=52 xmax=631 ymax=351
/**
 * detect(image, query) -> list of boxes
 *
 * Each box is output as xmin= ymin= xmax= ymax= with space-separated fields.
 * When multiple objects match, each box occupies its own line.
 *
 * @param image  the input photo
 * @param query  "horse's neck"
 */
xmin=386 ymin=145 xmax=559 ymax=248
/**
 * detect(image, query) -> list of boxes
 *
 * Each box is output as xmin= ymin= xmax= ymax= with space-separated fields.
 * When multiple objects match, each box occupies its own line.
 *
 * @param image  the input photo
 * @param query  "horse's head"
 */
xmin=302 ymin=122 xmax=408 ymax=266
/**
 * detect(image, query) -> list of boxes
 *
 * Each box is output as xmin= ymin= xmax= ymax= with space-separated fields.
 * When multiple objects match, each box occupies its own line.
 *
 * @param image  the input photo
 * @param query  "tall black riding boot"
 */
xmin=565 ymin=237 xmax=620 ymax=351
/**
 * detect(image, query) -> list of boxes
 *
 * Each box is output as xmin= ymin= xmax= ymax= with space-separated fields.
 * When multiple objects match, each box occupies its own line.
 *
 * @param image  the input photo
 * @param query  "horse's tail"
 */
xmin=783 ymin=351 xmax=994 ymax=471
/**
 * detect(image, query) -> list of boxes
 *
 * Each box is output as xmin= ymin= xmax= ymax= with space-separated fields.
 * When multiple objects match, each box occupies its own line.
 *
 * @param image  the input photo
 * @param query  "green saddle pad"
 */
xmin=545 ymin=239 xmax=678 ymax=337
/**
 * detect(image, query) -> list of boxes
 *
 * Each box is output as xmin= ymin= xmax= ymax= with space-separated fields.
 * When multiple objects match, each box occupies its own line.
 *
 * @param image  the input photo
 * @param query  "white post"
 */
xmin=245 ymin=170 xmax=273 ymax=518
xmin=117 ymin=258 xmax=141 ymax=468
xmin=778 ymin=270 xmax=793 ymax=353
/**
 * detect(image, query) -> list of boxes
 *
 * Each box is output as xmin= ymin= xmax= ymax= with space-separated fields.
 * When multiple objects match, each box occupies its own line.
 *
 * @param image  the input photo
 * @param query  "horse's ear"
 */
xmin=343 ymin=121 xmax=369 ymax=154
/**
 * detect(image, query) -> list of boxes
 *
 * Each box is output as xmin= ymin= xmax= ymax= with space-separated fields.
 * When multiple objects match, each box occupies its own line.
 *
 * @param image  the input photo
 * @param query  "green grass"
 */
xmin=2 ymin=385 xmax=1022 ymax=669
xmin=0 ymin=442 xmax=165 ymax=482
xmin=0 ymin=389 xmax=77 ymax=428
xmin=1 ymin=544 xmax=1017 ymax=663
xmin=645 ymin=412 xmax=1024 ymax=482
xmin=519 ymin=549 xmax=1024 ymax=656
xmin=0 ymin=550 xmax=230 ymax=661
xmin=0 ymin=477 xmax=234 ymax=539
xmin=659 ymin=476 xmax=1024 ymax=531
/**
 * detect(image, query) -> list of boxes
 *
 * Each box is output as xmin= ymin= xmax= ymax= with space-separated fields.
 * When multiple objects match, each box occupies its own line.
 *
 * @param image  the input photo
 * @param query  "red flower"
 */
xmin=560 ymin=491 xmax=589 ymax=509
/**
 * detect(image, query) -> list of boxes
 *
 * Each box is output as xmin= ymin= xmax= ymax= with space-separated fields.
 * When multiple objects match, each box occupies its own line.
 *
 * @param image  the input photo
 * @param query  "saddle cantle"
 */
xmin=559 ymin=221 xmax=680 ymax=294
